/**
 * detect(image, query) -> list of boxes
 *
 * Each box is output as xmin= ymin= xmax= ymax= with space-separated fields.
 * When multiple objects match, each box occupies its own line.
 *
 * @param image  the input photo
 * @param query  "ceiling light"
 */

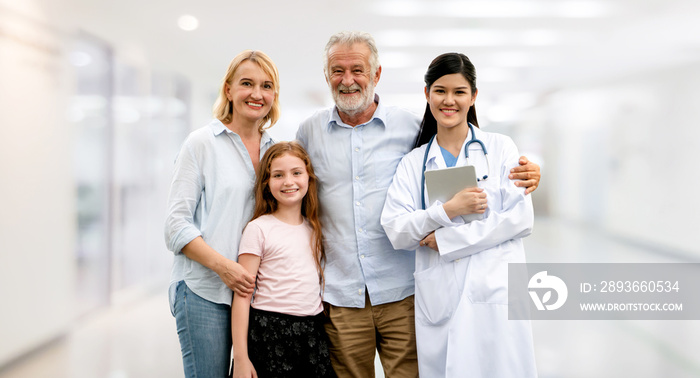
xmin=373 ymin=0 xmax=613 ymax=18
xmin=555 ymin=1 xmax=613 ymax=18
xmin=518 ymin=30 xmax=561 ymax=46
xmin=178 ymin=15 xmax=199 ymax=31
xmin=375 ymin=29 xmax=558 ymax=47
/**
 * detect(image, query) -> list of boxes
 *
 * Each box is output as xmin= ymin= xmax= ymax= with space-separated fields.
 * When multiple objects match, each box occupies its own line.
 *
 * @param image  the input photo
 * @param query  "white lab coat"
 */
xmin=381 ymin=126 xmax=537 ymax=378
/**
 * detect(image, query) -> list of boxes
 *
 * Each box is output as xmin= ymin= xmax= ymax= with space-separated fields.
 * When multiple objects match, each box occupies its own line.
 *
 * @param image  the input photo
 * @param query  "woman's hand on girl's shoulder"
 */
xmin=217 ymin=259 xmax=255 ymax=296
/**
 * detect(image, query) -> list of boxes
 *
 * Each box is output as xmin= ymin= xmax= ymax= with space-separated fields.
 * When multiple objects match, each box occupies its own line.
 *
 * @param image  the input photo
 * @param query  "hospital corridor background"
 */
xmin=1 ymin=0 xmax=700 ymax=377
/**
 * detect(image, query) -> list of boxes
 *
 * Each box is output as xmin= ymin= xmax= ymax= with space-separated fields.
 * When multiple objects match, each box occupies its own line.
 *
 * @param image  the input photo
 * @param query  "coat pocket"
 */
xmin=414 ymin=262 xmax=460 ymax=326
xmin=465 ymin=250 xmax=509 ymax=305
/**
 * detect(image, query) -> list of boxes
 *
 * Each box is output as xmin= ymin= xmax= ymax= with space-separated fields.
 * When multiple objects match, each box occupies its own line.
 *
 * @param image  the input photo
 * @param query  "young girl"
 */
xmin=231 ymin=142 xmax=335 ymax=378
xmin=381 ymin=53 xmax=537 ymax=377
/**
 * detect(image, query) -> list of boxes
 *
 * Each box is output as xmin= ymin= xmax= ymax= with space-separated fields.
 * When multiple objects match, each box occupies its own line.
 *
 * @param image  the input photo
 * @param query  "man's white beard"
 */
xmin=333 ymin=80 xmax=375 ymax=116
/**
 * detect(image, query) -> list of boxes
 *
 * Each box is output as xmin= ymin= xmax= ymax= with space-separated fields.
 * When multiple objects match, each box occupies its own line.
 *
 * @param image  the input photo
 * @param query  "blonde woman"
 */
xmin=164 ymin=50 xmax=280 ymax=377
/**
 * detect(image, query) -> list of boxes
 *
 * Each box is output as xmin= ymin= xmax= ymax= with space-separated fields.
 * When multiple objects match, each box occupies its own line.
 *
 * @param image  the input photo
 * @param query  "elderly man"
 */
xmin=296 ymin=31 xmax=541 ymax=378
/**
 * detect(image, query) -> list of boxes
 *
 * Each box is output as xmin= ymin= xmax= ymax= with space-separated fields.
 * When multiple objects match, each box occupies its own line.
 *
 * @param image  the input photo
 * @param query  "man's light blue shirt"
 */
xmin=164 ymin=119 xmax=274 ymax=312
xmin=296 ymin=96 xmax=421 ymax=308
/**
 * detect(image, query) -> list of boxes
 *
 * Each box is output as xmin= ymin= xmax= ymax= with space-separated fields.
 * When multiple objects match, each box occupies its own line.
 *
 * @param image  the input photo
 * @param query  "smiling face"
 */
xmin=225 ymin=60 xmax=275 ymax=127
xmin=425 ymin=73 xmax=478 ymax=130
xmin=326 ymin=42 xmax=380 ymax=117
xmin=268 ymin=153 xmax=309 ymax=211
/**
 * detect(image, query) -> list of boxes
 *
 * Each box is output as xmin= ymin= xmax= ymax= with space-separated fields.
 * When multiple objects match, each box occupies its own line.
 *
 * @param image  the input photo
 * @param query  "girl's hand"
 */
xmin=217 ymin=259 xmax=255 ymax=297
xmin=232 ymin=357 xmax=257 ymax=378
xmin=442 ymin=187 xmax=488 ymax=219
xmin=419 ymin=232 xmax=439 ymax=252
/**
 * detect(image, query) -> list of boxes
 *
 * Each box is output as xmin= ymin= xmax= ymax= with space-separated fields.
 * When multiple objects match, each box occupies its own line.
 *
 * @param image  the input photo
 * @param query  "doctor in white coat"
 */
xmin=381 ymin=52 xmax=537 ymax=377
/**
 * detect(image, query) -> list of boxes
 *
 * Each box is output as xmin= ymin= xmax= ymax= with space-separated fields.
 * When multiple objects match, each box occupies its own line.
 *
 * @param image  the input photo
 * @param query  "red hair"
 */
xmin=251 ymin=142 xmax=325 ymax=287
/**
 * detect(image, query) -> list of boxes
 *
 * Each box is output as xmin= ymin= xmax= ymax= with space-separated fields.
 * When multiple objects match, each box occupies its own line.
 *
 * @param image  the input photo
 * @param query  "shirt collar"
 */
xmin=209 ymin=118 xmax=228 ymax=136
xmin=260 ymin=130 xmax=274 ymax=146
xmin=209 ymin=118 xmax=274 ymax=146
xmin=326 ymin=94 xmax=386 ymax=131
xmin=425 ymin=136 xmax=443 ymax=169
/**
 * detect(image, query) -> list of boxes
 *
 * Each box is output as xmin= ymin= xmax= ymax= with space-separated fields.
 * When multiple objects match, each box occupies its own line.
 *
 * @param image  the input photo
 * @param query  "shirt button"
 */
xmin=358 ymin=228 xmax=363 ymax=233
xmin=355 ymin=147 xmax=360 ymax=152
xmin=358 ymin=289 xmax=362 ymax=295
xmin=355 ymin=176 xmax=360 ymax=180
xmin=361 ymin=255 xmax=365 ymax=259
xmin=356 ymin=201 xmax=360 ymax=206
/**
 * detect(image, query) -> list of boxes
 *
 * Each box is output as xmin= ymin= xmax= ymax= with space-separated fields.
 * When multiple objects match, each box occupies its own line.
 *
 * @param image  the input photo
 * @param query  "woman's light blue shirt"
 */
xmin=164 ymin=119 xmax=274 ymax=312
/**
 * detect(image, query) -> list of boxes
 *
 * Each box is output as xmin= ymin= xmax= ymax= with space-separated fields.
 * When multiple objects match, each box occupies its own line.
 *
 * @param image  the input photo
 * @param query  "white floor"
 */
xmin=1 ymin=217 xmax=699 ymax=378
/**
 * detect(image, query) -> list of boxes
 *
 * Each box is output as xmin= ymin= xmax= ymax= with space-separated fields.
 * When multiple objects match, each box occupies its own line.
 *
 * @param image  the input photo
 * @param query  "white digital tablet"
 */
xmin=425 ymin=165 xmax=483 ymax=222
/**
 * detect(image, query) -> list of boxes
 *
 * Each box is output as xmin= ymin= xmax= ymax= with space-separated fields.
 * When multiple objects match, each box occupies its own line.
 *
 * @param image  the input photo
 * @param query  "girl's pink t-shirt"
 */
xmin=238 ymin=214 xmax=323 ymax=316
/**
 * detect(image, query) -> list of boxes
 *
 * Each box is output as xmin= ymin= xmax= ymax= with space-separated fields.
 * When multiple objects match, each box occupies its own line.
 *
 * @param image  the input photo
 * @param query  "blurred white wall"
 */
xmin=536 ymin=63 xmax=700 ymax=257
xmin=1 ymin=1 xmax=189 ymax=366
xmin=0 ymin=1 xmax=75 ymax=365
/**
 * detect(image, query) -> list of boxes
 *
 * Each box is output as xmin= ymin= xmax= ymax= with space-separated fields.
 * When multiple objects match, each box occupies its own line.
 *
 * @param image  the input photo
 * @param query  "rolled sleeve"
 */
xmin=164 ymin=139 xmax=203 ymax=254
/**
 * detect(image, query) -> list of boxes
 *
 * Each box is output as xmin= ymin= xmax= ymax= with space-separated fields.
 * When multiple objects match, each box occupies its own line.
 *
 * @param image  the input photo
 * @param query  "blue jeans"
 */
xmin=173 ymin=280 xmax=232 ymax=378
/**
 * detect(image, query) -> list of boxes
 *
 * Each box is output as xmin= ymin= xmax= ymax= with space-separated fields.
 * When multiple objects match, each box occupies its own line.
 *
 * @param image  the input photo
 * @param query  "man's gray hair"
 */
xmin=323 ymin=31 xmax=380 ymax=80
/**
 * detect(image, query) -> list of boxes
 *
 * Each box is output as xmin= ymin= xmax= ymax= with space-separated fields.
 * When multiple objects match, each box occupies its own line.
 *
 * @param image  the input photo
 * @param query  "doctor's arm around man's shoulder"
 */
xmin=510 ymin=156 xmax=541 ymax=195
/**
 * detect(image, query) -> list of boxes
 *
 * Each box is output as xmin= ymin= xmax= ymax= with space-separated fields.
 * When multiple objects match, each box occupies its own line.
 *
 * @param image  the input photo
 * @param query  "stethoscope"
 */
xmin=420 ymin=123 xmax=489 ymax=210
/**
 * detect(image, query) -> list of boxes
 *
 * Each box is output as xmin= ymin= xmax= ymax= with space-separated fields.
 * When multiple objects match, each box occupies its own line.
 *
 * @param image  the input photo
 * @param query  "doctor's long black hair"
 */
xmin=413 ymin=52 xmax=479 ymax=148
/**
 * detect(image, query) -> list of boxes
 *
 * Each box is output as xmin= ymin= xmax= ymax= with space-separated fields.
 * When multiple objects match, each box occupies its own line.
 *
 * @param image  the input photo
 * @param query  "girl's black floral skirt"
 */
xmin=236 ymin=307 xmax=336 ymax=378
